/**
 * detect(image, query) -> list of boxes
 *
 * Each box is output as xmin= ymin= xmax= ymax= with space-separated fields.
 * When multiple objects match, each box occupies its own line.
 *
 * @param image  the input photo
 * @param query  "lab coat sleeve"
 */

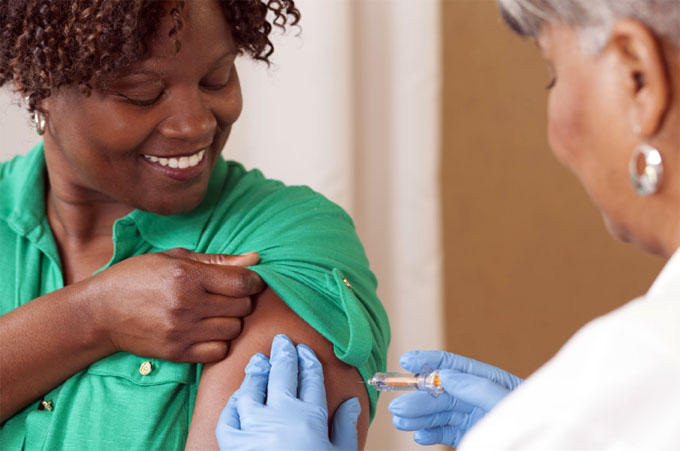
xmin=458 ymin=295 xmax=680 ymax=450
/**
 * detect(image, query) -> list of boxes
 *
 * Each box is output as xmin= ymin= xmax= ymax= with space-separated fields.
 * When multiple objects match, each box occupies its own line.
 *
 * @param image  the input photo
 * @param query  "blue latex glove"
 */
xmin=216 ymin=334 xmax=361 ymax=450
xmin=389 ymin=350 xmax=523 ymax=447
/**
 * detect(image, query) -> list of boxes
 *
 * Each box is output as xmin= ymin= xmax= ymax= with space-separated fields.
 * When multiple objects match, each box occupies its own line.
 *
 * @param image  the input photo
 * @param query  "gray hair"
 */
xmin=497 ymin=0 xmax=680 ymax=52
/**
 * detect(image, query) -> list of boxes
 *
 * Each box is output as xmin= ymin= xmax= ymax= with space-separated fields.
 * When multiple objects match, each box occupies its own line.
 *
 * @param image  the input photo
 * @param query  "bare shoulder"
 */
xmin=185 ymin=287 xmax=370 ymax=450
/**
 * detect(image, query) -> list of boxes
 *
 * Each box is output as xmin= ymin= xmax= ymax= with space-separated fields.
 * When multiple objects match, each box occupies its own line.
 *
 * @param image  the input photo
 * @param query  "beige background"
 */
xmin=0 ymin=1 xmax=668 ymax=449
xmin=441 ymin=0 xmax=664 ymax=382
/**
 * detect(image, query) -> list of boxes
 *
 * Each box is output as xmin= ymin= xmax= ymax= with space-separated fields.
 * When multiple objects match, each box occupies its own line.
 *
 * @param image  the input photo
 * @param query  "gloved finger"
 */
xmin=388 ymin=391 xmax=474 ymax=418
xmin=438 ymin=370 xmax=511 ymax=412
xmin=400 ymin=350 xmax=522 ymax=390
xmin=330 ymin=397 xmax=361 ymax=451
xmin=237 ymin=353 xmax=271 ymax=404
xmin=266 ymin=334 xmax=299 ymax=406
xmin=414 ymin=425 xmax=466 ymax=448
xmin=391 ymin=409 xmax=468 ymax=431
xmin=216 ymin=394 xmax=240 ymax=433
xmin=297 ymin=344 xmax=327 ymax=410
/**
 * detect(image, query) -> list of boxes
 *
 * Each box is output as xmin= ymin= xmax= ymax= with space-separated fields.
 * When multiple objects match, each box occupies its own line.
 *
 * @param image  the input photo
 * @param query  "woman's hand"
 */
xmin=389 ymin=350 xmax=523 ymax=447
xmin=85 ymin=248 xmax=265 ymax=363
xmin=0 ymin=248 xmax=264 ymax=421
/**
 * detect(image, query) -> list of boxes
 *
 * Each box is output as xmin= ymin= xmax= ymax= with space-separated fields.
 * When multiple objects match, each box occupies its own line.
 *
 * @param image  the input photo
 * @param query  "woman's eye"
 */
xmin=115 ymin=92 xmax=163 ymax=107
xmin=202 ymin=82 xmax=229 ymax=91
xmin=202 ymin=67 xmax=233 ymax=91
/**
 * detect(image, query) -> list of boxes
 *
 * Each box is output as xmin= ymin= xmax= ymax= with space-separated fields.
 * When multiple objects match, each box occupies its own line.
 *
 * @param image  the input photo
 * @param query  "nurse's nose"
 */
xmin=158 ymin=87 xmax=216 ymax=142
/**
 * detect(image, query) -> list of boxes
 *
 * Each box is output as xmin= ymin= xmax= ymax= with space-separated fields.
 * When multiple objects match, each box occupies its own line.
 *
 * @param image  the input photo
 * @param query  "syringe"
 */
xmin=367 ymin=370 xmax=444 ymax=396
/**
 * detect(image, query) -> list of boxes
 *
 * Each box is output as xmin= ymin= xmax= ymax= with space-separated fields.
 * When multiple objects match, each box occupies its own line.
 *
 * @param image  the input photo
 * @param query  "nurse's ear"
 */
xmin=606 ymin=19 xmax=671 ymax=138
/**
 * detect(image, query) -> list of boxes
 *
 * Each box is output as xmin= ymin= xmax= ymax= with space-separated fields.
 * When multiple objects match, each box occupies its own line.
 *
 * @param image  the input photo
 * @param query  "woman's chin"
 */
xmin=602 ymin=213 xmax=668 ymax=257
xmin=134 ymin=192 xmax=206 ymax=217
xmin=602 ymin=214 xmax=628 ymax=243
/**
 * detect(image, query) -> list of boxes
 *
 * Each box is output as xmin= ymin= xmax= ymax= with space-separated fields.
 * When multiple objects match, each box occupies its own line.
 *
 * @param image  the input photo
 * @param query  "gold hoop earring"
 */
xmin=33 ymin=110 xmax=47 ymax=136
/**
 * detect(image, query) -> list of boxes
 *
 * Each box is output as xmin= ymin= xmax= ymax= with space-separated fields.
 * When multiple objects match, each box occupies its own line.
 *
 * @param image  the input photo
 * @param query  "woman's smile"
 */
xmin=141 ymin=148 xmax=208 ymax=181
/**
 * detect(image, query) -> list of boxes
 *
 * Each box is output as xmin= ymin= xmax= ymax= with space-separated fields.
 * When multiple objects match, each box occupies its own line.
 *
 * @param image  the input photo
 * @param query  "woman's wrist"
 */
xmin=60 ymin=277 xmax=119 ymax=358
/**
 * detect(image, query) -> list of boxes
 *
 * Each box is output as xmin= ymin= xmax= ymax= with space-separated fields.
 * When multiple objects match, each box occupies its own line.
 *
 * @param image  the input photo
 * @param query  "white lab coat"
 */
xmin=459 ymin=248 xmax=680 ymax=450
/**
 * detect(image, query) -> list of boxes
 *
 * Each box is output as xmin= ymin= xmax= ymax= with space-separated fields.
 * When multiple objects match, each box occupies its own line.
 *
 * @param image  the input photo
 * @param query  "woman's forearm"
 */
xmin=0 ymin=281 xmax=113 ymax=421
xmin=0 ymin=250 xmax=263 ymax=422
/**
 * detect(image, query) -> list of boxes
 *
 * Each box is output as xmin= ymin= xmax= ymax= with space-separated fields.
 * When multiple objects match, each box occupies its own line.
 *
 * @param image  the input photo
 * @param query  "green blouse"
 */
xmin=0 ymin=143 xmax=390 ymax=450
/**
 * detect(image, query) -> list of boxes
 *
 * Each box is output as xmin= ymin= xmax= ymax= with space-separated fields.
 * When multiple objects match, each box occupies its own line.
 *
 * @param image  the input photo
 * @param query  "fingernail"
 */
xmin=388 ymin=397 xmax=408 ymax=415
xmin=296 ymin=345 xmax=320 ymax=369
xmin=347 ymin=397 xmax=361 ymax=417
xmin=244 ymin=353 xmax=270 ymax=374
xmin=271 ymin=334 xmax=295 ymax=359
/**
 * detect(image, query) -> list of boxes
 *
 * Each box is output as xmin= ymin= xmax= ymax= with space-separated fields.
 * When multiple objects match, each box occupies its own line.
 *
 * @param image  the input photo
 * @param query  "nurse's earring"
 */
xmin=629 ymin=142 xmax=663 ymax=196
xmin=33 ymin=110 xmax=47 ymax=136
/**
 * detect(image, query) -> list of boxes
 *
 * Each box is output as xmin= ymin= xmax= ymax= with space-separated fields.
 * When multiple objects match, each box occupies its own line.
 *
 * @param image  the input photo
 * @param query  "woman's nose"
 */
xmin=158 ymin=88 xmax=217 ymax=141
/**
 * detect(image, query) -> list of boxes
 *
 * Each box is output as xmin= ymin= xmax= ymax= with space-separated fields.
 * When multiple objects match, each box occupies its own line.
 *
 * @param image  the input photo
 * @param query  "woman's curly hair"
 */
xmin=0 ymin=0 xmax=300 ymax=112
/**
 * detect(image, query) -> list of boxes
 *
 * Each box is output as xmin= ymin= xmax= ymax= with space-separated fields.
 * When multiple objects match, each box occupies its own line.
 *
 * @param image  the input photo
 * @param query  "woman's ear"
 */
xmin=606 ymin=19 xmax=671 ymax=137
xmin=39 ymin=96 xmax=52 ymax=114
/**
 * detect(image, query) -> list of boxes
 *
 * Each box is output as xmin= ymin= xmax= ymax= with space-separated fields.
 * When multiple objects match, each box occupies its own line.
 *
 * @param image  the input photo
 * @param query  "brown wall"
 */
xmin=441 ymin=0 xmax=664 ymax=378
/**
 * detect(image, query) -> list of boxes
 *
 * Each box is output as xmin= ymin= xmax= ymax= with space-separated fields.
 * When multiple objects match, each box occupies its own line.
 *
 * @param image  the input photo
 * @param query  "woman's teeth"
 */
xmin=143 ymin=149 xmax=206 ymax=169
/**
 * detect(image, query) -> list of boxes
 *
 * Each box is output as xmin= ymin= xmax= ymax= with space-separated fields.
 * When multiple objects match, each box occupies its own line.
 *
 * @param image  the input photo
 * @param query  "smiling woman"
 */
xmin=0 ymin=1 xmax=388 ymax=450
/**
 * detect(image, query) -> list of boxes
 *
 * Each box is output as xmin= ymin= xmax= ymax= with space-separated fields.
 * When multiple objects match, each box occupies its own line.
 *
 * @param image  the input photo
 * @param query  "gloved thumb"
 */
xmin=330 ymin=397 xmax=360 ymax=450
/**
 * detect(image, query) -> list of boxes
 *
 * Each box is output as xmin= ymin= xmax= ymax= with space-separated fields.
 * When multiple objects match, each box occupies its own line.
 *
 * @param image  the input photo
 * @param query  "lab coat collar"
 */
xmin=646 ymin=247 xmax=680 ymax=298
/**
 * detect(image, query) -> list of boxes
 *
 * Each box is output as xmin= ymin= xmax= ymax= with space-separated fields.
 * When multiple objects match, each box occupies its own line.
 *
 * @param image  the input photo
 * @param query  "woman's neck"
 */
xmin=46 ymin=174 xmax=134 ymax=245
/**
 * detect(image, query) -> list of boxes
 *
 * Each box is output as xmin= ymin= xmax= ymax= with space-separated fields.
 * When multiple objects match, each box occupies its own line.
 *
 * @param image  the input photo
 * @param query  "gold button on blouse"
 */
xmin=139 ymin=361 xmax=153 ymax=376
xmin=342 ymin=277 xmax=353 ymax=290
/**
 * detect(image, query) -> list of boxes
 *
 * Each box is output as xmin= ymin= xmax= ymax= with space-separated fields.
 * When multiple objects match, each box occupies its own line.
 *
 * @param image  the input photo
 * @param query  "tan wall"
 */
xmin=441 ymin=0 xmax=664 ymax=378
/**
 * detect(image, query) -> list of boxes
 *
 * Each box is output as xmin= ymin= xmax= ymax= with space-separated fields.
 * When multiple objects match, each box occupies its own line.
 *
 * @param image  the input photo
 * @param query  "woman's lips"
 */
xmin=141 ymin=148 xmax=208 ymax=181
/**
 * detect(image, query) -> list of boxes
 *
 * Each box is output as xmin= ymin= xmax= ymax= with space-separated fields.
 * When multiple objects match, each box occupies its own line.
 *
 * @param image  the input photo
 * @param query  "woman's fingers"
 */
xmin=191 ymin=317 xmax=243 ymax=342
xmin=161 ymin=248 xmax=265 ymax=297
xmin=198 ymin=263 xmax=265 ymax=297
xmin=162 ymin=248 xmax=260 ymax=267
xmin=183 ymin=340 xmax=230 ymax=363
xmin=201 ymin=294 xmax=252 ymax=318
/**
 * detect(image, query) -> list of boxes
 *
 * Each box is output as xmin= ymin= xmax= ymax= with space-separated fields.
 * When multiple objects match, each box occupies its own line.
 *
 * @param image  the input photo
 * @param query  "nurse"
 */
xmin=215 ymin=0 xmax=680 ymax=448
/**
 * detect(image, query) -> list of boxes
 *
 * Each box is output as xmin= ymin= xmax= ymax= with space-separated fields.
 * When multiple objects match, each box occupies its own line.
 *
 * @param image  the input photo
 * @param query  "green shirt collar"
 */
xmin=0 ymin=142 xmax=229 ymax=251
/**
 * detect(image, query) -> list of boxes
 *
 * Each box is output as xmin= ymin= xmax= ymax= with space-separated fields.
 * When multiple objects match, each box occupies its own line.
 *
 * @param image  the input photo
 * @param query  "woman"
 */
xmin=217 ymin=0 xmax=680 ymax=448
xmin=0 ymin=1 xmax=389 ymax=450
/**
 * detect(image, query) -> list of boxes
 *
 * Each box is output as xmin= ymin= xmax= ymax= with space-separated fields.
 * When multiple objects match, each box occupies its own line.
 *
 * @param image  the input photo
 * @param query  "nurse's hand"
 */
xmin=389 ymin=350 xmax=523 ymax=447
xmin=216 ymin=334 xmax=360 ymax=450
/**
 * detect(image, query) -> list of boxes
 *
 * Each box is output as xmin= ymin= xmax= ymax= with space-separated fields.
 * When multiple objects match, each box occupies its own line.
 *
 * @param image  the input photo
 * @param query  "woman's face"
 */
xmin=537 ymin=23 xmax=652 ymax=247
xmin=43 ymin=0 xmax=242 ymax=216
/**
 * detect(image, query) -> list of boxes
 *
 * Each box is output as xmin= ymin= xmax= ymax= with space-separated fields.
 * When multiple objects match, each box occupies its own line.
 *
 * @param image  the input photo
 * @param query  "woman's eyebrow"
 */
xmin=114 ymin=68 xmax=164 ymax=82
xmin=207 ymin=49 xmax=239 ymax=70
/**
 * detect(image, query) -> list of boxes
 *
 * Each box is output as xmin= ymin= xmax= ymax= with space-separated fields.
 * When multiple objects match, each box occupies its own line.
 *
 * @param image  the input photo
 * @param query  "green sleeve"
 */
xmin=198 ymin=162 xmax=391 ymax=420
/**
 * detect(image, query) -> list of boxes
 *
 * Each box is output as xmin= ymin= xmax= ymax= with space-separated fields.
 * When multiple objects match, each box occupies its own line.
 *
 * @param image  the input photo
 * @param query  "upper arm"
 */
xmin=184 ymin=287 xmax=370 ymax=450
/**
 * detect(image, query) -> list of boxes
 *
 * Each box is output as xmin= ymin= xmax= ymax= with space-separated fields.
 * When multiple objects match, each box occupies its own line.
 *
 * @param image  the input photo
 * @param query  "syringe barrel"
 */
xmin=368 ymin=370 xmax=443 ymax=396
xmin=367 ymin=372 xmax=420 ymax=391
